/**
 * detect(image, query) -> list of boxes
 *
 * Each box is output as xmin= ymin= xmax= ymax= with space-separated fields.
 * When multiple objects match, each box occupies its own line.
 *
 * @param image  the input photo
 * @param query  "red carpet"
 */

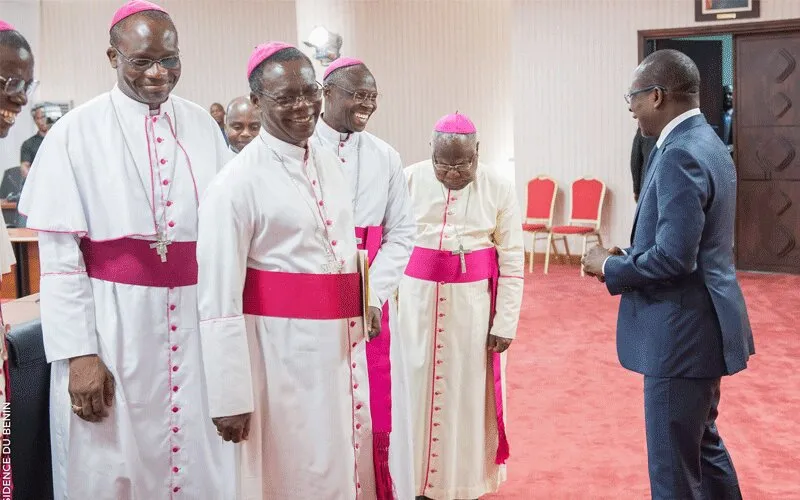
xmin=484 ymin=264 xmax=800 ymax=499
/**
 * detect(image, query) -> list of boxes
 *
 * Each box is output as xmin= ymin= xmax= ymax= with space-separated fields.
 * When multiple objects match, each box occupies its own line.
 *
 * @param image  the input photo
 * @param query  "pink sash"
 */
xmin=355 ymin=225 xmax=395 ymax=500
xmin=404 ymin=246 xmax=510 ymax=465
xmin=242 ymin=268 xmax=362 ymax=319
xmin=79 ymin=238 xmax=198 ymax=287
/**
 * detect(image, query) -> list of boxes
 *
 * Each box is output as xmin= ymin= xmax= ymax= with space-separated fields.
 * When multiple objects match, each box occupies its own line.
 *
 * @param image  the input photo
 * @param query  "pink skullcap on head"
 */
xmin=434 ymin=112 xmax=476 ymax=134
xmin=0 ymin=20 xmax=15 ymax=32
xmin=323 ymin=57 xmax=364 ymax=80
xmin=110 ymin=0 xmax=168 ymax=30
xmin=247 ymin=42 xmax=295 ymax=79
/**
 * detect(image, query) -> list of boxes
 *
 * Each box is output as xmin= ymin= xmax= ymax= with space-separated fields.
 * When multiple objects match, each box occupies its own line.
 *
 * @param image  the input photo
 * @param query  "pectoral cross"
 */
xmin=452 ymin=244 xmax=471 ymax=273
xmin=355 ymin=237 xmax=363 ymax=245
xmin=149 ymin=233 xmax=172 ymax=263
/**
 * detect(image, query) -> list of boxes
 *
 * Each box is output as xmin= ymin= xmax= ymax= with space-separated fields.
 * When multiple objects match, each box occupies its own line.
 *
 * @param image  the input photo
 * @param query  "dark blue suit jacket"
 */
xmin=605 ymin=114 xmax=755 ymax=378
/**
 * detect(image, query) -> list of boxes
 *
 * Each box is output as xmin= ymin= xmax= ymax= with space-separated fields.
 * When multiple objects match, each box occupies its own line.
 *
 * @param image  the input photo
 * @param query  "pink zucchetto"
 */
xmin=247 ymin=42 xmax=294 ymax=79
xmin=109 ymin=0 xmax=168 ymax=31
xmin=434 ymin=112 xmax=477 ymax=135
xmin=0 ymin=20 xmax=15 ymax=32
xmin=323 ymin=57 xmax=364 ymax=80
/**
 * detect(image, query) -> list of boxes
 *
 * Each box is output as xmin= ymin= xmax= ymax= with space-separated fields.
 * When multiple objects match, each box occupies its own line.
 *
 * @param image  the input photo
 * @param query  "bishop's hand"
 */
xmin=488 ymin=335 xmax=512 ymax=353
xmin=68 ymin=354 xmax=115 ymax=423
xmin=367 ymin=306 xmax=382 ymax=340
xmin=213 ymin=413 xmax=252 ymax=443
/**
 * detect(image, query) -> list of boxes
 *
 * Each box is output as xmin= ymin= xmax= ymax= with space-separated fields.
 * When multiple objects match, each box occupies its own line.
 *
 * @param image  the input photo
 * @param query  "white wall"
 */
xmin=512 ymin=0 xmax=800 ymax=251
xmin=4 ymin=0 xmax=800 ymax=252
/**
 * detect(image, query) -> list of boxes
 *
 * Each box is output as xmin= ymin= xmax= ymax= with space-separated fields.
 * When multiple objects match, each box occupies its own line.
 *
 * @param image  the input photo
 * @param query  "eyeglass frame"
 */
xmin=255 ymin=81 xmax=324 ymax=108
xmin=112 ymin=46 xmax=181 ymax=71
xmin=0 ymin=75 xmax=39 ymax=97
xmin=624 ymin=84 xmax=665 ymax=105
xmin=325 ymin=83 xmax=379 ymax=104
xmin=432 ymin=152 xmax=477 ymax=172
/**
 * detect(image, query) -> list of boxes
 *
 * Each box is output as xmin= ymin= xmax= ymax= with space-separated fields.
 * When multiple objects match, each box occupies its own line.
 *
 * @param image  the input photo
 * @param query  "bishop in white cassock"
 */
xmin=399 ymin=113 xmax=525 ymax=500
xmin=314 ymin=56 xmax=416 ymax=500
xmin=17 ymin=2 xmax=234 ymax=498
xmin=197 ymin=42 xmax=372 ymax=499
xmin=0 ymin=20 xmax=34 ymax=496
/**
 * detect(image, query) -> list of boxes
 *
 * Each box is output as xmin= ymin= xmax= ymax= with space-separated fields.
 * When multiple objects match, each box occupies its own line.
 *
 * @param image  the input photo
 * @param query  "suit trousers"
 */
xmin=643 ymin=376 xmax=742 ymax=500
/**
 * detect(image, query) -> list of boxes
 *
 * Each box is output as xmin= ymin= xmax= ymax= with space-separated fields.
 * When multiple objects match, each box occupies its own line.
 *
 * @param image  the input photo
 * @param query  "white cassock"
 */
xmin=399 ymin=161 xmax=524 ymax=500
xmin=197 ymin=129 xmax=370 ymax=499
xmin=0 ymin=222 xmax=15 ymax=476
xmin=313 ymin=117 xmax=416 ymax=500
xmin=18 ymin=84 xmax=235 ymax=500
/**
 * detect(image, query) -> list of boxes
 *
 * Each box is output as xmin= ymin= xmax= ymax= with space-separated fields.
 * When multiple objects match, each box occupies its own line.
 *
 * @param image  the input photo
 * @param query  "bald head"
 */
xmin=628 ymin=49 xmax=701 ymax=138
xmin=225 ymin=96 xmax=260 ymax=153
xmin=633 ymin=49 xmax=700 ymax=105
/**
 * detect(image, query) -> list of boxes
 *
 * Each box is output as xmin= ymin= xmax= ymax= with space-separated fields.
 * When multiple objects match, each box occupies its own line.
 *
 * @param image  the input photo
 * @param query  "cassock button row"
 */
xmin=355 ymin=423 xmax=361 ymax=430
xmin=356 ymin=403 xmax=362 ymax=410
xmin=173 ymin=386 xmax=179 ymax=392
xmin=340 ymin=158 xmax=346 ymax=163
xmin=312 ymin=180 xmax=317 ymax=185
xmin=166 ymin=200 xmax=173 ymax=207
xmin=162 ymin=179 xmax=170 ymax=186
xmin=170 ymin=304 xmax=176 ymax=311
xmin=160 ymin=159 xmax=167 ymax=165
xmin=173 ymin=487 xmax=180 ymax=493
xmin=318 ymin=200 xmax=324 ymax=206
xmin=172 ymin=407 xmax=179 ymax=413
xmin=171 ymin=325 xmax=178 ymax=331
xmin=168 ymin=221 xmax=175 ymax=227
xmin=352 ymin=363 xmax=356 ymax=368
xmin=152 ymin=117 xmax=158 ymax=123
xmin=172 ymin=366 xmax=179 ymax=372
xmin=172 ymin=446 xmax=180 ymax=452
xmin=172 ymin=467 xmax=179 ymax=473
xmin=172 ymin=427 xmax=180 ymax=433
xmin=350 ymin=321 xmax=356 ymax=327
xmin=353 ymin=383 xmax=359 ymax=389
xmin=172 ymin=345 xmax=179 ymax=351
xmin=157 ymin=137 xmax=163 ymax=143
xmin=326 ymin=219 xmax=333 ymax=226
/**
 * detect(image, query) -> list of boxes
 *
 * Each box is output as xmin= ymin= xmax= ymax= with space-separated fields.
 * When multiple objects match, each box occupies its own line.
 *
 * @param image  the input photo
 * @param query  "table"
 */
xmin=7 ymin=228 xmax=39 ymax=299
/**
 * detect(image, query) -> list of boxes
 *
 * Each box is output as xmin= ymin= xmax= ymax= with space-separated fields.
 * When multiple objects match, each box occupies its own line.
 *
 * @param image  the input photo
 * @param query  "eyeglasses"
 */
xmin=113 ymin=47 xmax=181 ymax=71
xmin=624 ymin=85 xmax=664 ymax=104
xmin=257 ymin=82 xmax=324 ymax=108
xmin=0 ymin=75 xmax=39 ymax=97
xmin=433 ymin=154 xmax=475 ymax=172
xmin=327 ymin=83 xmax=379 ymax=104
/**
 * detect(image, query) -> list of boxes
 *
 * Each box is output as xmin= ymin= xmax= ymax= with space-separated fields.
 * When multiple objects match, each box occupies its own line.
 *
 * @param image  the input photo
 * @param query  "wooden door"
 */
xmin=736 ymin=32 xmax=800 ymax=274
xmin=657 ymin=39 xmax=725 ymax=139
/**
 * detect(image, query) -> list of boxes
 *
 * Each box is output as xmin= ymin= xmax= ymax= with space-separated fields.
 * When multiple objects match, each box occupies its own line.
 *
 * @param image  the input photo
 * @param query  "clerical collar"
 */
xmin=258 ymin=128 xmax=307 ymax=161
xmin=317 ymin=113 xmax=355 ymax=144
xmin=110 ymin=84 xmax=172 ymax=117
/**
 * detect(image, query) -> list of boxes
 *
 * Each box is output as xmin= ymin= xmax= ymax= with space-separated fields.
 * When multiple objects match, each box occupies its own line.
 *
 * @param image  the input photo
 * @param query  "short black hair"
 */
xmin=248 ymin=47 xmax=313 ymax=93
xmin=636 ymin=49 xmax=700 ymax=103
xmin=109 ymin=10 xmax=175 ymax=47
xmin=0 ymin=30 xmax=31 ymax=53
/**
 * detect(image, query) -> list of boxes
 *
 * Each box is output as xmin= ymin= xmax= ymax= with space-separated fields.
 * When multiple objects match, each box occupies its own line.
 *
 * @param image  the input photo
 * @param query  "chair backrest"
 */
xmin=525 ymin=175 xmax=558 ymax=226
xmin=569 ymin=177 xmax=606 ymax=229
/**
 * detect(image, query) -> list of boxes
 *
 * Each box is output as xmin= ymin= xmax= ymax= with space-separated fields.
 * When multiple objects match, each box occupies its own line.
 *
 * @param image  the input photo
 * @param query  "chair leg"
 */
xmin=528 ymin=233 xmax=534 ymax=273
xmin=597 ymin=233 xmax=604 ymax=248
xmin=562 ymin=237 xmax=571 ymax=262
xmin=544 ymin=232 xmax=554 ymax=274
xmin=581 ymin=234 xmax=588 ymax=277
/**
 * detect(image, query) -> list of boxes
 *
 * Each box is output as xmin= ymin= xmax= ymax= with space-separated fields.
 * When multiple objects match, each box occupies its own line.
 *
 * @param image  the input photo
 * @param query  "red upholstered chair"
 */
xmin=547 ymin=177 xmax=606 ymax=276
xmin=521 ymin=175 xmax=559 ymax=273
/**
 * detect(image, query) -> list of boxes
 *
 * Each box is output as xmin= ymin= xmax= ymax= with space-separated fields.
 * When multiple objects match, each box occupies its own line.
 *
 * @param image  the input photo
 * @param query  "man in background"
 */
xmin=224 ymin=95 xmax=259 ymax=153
xmin=210 ymin=101 xmax=228 ymax=145
xmin=722 ymin=84 xmax=734 ymax=153
xmin=20 ymin=102 xmax=52 ymax=177
xmin=630 ymin=127 xmax=657 ymax=202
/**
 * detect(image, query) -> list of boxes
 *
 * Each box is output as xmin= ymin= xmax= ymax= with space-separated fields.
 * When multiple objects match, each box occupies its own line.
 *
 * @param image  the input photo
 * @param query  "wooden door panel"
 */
xmin=736 ymin=181 xmax=800 ymax=273
xmin=736 ymin=31 xmax=800 ymax=274
xmin=737 ymin=35 xmax=800 ymax=127
xmin=737 ymin=127 xmax=800 ymax=180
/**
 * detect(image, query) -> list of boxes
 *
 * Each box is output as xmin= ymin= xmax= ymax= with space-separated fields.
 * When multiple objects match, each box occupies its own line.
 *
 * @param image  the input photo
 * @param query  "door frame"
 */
xmin=638 ymin=19 xmax=800 ymax=272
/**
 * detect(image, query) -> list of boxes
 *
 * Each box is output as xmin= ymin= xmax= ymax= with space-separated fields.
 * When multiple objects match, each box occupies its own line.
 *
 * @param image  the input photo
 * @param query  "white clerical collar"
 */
xmin=656 ymin=107 xmax=701 ymax=148
xmin=110 ymin=83 xmax=173 ymax=117
xmin=317 ymin=114 xmax=356 ymax=144
xmin=258 ymin=128 xmax=307 ymax=161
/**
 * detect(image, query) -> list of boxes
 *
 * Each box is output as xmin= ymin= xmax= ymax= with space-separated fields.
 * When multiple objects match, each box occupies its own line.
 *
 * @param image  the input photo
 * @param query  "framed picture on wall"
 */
xmin=695 ymin=0 xmax=760 ymax=22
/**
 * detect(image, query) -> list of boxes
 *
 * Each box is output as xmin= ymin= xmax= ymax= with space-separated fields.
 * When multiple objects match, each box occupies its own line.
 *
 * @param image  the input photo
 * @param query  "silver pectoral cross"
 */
xmin=355 ymin=236 xmax=363 ymax=245
xmin=452 ymin=244 xmax=471 ymax=273
xmin=149 ymin=234 xmax=172 ymax=263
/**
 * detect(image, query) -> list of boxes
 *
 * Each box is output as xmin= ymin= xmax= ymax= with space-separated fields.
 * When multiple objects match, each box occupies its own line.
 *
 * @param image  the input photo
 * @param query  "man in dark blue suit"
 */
xmin=582 ymin=49 xmax=755 ymax=500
